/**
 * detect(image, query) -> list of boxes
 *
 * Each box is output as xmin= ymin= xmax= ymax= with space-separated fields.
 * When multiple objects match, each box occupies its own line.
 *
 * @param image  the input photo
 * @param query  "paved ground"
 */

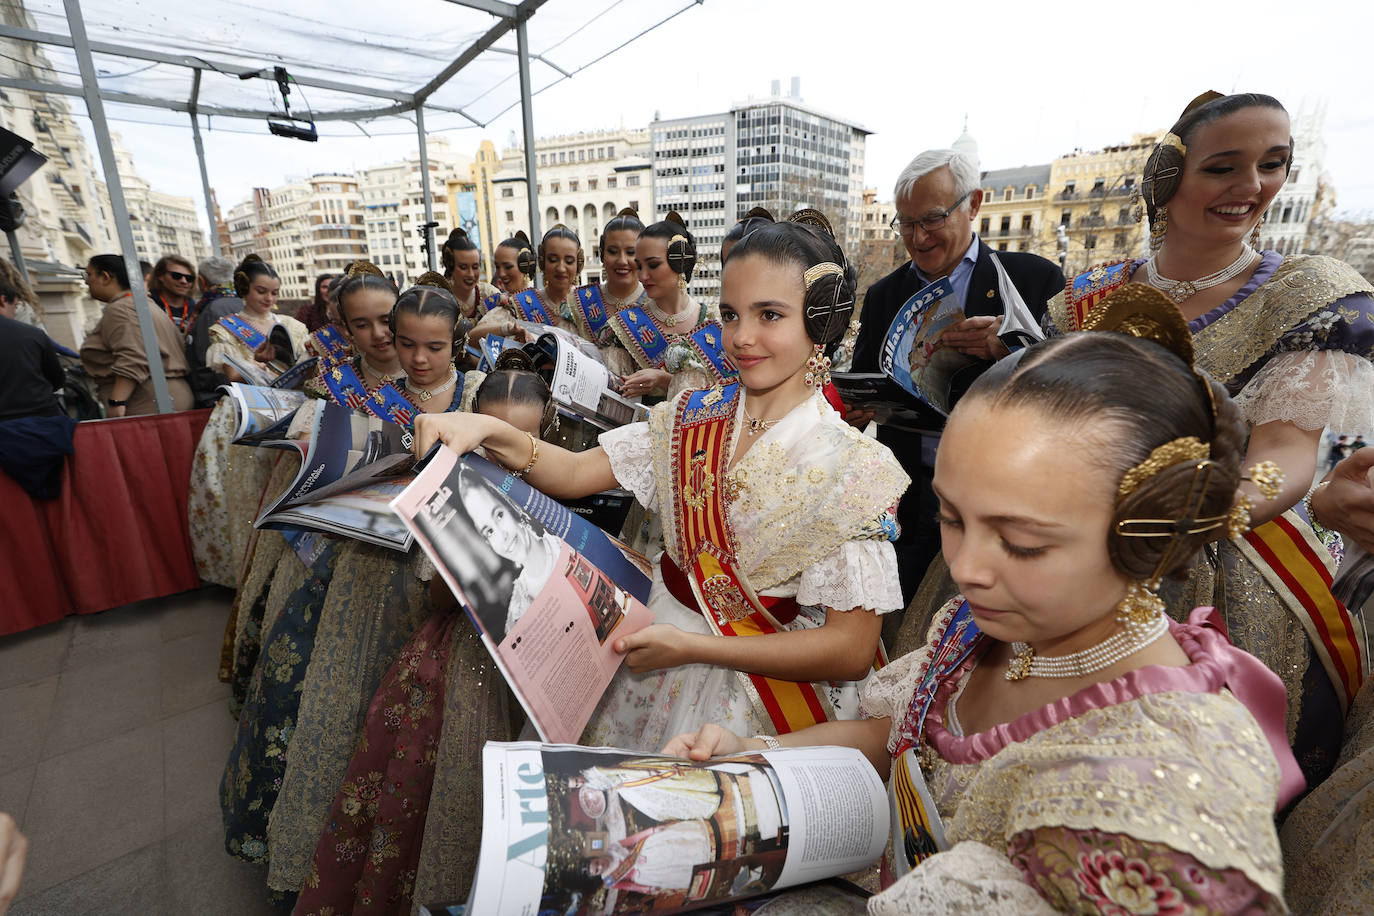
xmin=1 ymin=588 xmax=285 ymax=915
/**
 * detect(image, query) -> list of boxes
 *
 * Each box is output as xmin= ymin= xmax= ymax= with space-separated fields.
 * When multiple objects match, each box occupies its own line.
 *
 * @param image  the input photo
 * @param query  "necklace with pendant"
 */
xmin=405 ymin=367 xmax=457 ymax=403
xmin=742 ymin=408 xmax=779 ymax=437
xmin=360 ymin=355 xmax=397 ymax=385
xmin=1005 ymin=610 xmax=1169 ymax=681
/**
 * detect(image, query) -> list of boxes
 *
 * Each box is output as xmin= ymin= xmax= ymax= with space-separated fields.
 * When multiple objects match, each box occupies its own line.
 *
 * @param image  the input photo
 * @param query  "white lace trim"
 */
xmin=598 ymin=420 xmax=657 ymax=513
xmin=414 ymin=552 xmax=437 ymax=582
xmin=867 ymin=841 xmax=1055 ymax=915
xmin=1234 ymin=349 xmax=1374 ymax=433
xmin=796 ymin=539 xmax=903 ymax=613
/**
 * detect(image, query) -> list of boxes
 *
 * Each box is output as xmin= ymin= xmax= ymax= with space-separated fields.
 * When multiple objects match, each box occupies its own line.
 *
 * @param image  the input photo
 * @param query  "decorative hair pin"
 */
xmin=1116 ymin=437 xmax=1209 ymax=498
xmin=802 ymin=262 xmax=844 ymax=292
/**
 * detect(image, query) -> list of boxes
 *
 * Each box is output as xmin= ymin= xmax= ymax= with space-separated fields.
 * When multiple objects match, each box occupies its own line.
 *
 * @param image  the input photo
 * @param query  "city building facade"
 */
xmin=359 ymin=137 xmax=471 ymax=288
xmin=976 ymin=164 xmax=1053 ymax=259
xmin=110 ymin=134 xmax=208 ymax=267
xmin=652 ymin=80 xmax=869 ymax=301
xmin=226 ymin=189 xmax=269 ymax=264
xmin=1261 ymin=104 xmax=1326 ymax=255
xmin=489 ymin=127 xmax=653 ymax=286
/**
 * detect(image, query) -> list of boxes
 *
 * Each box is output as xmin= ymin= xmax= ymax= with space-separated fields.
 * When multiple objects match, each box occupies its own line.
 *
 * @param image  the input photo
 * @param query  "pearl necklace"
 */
xmin=1143 ymin=246 xmax=1257 ymax=306
xmin=405 ymin=367 xmax=457 ymax=402
xmin=648 ymin=297 xmax=694 ymax=328
xmin=1005 ymin=610 xmax=1169 ymax=681
xmin=360 ymin=355 xmax=398 ymax=384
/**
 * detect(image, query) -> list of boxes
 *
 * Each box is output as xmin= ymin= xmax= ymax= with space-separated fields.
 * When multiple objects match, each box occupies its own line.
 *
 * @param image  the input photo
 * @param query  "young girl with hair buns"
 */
xmin=666 ymin=294 xmax=1304 ymax=914
xmin=414 ymin=217 xmax=909 ymax=752
xmin=440 ymin=228 xmax=499 ymax=323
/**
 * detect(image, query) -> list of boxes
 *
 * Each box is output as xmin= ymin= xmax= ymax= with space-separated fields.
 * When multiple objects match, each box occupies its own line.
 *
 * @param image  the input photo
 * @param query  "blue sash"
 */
xmin=309 ymin=325 xmax=350 ymax=366
xmin=482 ymin=291 xmax=503 ymax=314
xmin=219 ymin=314 xmax=267 ymax=350
xmin=321 ymin=361 xmax=371 ymax=411
xmin=614 ymin=305 xmax=670 ymax=368
xmin=687 ymin=321 xmax=737 ymax=382
xmin=894 ymin=600 xmax=982 ymax=755
xmin=573 ymin=284 xmax=613 ymax=338
xmin=511 ymin=289 xmax=554 ymax=325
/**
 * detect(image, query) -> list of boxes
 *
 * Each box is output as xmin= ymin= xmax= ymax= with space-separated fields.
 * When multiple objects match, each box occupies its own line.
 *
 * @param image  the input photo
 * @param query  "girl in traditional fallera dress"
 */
xmin=190 ymin=254 xmax=307 ymax=590
xmin=570 ymin=208 xmax=649 ymax=373
xmin=667 ymin=315 xmax=1305 ymax=914
xmin=612 ymin=212 xmax=735 ymax=402
xmin=220 ymin=264 xmax=404 ymax=704
xmin=1043 ymin=91 xmax=1374 ymax=788
xmin=464 ymin=232 xmax=536 ymax=345
xmin=291 ymin=358 xmax=555 ymax=916
xmin=441 ymin=228 xmax=500 ymax=327
xmin=263 ymin=279 xmax=485 ymax=906
xmin=413 ymin=217 xmax=908 ymax=753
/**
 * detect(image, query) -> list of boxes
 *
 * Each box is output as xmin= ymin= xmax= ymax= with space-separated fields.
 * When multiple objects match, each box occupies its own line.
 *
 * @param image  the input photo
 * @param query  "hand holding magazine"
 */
xmin=449 ymin=742 xmax=885 ymax=915
xmin=392 ymin=449 xmax=655 ymax=744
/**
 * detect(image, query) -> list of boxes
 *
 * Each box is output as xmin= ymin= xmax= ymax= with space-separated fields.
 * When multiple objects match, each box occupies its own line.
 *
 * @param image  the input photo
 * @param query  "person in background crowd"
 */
xmin=491 ymin=231 xmax=535 ymax=297
xmin=0 ymin=256 xmax=44 ymax=327
xmin=79 ymin=254 xmax=193 ymax=415
xmin=148 ymin=254 xmax=196 ymax=330
xmin=0 ymin=275 xmax=75 ymax=499
xmin=579 ymin=208 xmax=648 ymax=374
xmin=139 ymin=259 xmax=153 ymax=291
xmin=1330 ymin=433 xmax=1350 ymax=469
xmin=849 ymin=149 xmax=1064 ymax=609
xmin=0 ymin=276 xmax=63 ymax=422
xmin=294 ymin=273 xmax=335 ymax=332
xmin=186 ymin=256 xmax=244 ymax=406
xmin=441 ymin=228 xmax=499 ymax=323
xmin=1353 ymin=434 xmax=1366 ymax=451
xmin=206 ymin=255 xmax=307 ymax=385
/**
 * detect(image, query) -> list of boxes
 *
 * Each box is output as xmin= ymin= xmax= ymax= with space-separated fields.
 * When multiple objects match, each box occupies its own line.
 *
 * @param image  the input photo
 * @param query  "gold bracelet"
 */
xmin=512 ymin=431 xmax=539 ymax=477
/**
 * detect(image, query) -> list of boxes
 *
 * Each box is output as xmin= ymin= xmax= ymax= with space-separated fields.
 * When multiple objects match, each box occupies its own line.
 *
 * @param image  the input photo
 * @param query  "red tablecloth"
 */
xmin=0 ymin=409 xmax=211 ymax=637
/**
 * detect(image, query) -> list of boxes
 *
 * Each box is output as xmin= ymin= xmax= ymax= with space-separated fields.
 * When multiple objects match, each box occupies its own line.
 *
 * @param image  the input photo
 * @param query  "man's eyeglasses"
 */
xmin=890 ymin=190 xmax=973 ymax=236
xmin=165 ymin=270 xmax=194 ymax=283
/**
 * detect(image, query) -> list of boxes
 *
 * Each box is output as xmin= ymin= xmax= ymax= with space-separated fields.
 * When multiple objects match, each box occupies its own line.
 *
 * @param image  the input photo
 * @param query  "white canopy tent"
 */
xmin=0 ymin=0 xmax=701 ymax=411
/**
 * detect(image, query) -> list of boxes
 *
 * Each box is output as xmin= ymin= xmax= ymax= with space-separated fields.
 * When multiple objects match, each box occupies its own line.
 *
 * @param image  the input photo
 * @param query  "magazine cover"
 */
xmin=254 ymin=401 xmax=418 ymax=550
xmin=529 ymin=333 xmax=646 ymax=430
xmin=827 ymin=372 xmax=945 ymax=434
xmin=878 ymin=276 xmax=972 ymax=416
xmin=459 ymin=742 xmax=886 ymax=915
xmin=391 ymin=449 xmax=654 ymax=743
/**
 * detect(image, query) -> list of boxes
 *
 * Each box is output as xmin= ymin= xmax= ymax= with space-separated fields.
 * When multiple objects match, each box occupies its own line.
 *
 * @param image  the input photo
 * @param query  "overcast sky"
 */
xmin=83 ymin=0 xmax=1374 ymax=237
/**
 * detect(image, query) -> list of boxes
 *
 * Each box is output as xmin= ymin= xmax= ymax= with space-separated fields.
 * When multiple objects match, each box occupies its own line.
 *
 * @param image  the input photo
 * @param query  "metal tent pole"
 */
xmin=516 ymin=19 xmax=540 ymax=242
xmin=62 ymin=0 xmax=172 ymax=413
xmin=416 ymin=104 xmax=437 ymax=272
xmin=189 ymin=70 xmax=221 ymax=256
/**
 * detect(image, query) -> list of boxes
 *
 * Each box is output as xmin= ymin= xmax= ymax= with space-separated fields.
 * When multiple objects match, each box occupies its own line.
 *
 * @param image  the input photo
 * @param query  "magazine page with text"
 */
xmin=532 ymin=333 xmax=646 ymax=430
xmin=391 ymin=449 xmax=654 ymax=743
xmin=460 ymin=742 xmax=886 ymax=915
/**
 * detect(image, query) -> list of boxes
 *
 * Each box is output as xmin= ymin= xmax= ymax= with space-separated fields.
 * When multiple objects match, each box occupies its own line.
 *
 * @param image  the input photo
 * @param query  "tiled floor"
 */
xmin=1 ymin=588 xmax=286 ymax=915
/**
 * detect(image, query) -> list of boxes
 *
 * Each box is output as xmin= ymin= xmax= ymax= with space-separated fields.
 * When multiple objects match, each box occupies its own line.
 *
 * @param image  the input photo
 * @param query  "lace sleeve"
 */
xmin=1007 ymin=826 xmax=1283 ymax=916
xmin=1233 ymin=349 xmax=1374 ymax=432
xmin=206 ymin=323 xmax=236 ymax=374
xmin=796 ymin=540 xmax=903 ymax=614
xmin=598 ymin=420 xmax=657 ymax=514
xmin=867 ymin=841 xmax=1057 ymax=915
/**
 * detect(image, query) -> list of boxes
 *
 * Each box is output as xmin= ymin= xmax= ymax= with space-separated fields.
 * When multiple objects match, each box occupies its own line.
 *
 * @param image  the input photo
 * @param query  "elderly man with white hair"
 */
xmin=849 ymin=149 xmax=1064 ymax=609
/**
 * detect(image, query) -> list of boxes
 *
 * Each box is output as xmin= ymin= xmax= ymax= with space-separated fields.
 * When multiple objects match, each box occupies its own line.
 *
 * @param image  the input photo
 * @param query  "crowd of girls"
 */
xmin=184 ymin=90 xmax=1374 ymax=914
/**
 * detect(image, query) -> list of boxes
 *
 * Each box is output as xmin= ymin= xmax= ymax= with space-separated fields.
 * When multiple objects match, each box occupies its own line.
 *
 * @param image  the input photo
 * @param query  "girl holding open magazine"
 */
xmin=414 ymin=217 xmax=909 ymax=752
xmin=663 ymin=305 xmax=1303 ymax=915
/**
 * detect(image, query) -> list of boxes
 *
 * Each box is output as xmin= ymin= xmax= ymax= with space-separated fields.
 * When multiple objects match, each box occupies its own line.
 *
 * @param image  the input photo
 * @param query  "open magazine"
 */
xmin=449 ymin=742 xmax=885 ymax=915
xmin=527 ymin=332 xmax=647 ymax=431
xmin=841 ymin=262 xmax=1047 ymax=420
xmin=222 ymin=382 xmax=310 ymax=445
xmin=220 ymin=351 xmax=318 ymax=390
xmin=253 ymin=401 xmax=418 ymax=550
xmin=391 ymin=448 xmax=654 ymax=743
